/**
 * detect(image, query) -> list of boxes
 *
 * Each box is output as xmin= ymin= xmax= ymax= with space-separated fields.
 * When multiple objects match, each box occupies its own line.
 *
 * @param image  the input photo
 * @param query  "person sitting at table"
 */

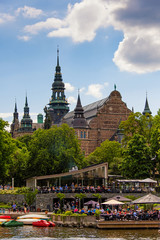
xmin=88 ymin=208 xmax=92 ymax=215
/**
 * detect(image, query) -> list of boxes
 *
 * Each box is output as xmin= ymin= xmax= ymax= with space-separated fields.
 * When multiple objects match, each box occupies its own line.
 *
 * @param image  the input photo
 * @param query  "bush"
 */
xmin=65 ymin=211 xmax=73 ymax=216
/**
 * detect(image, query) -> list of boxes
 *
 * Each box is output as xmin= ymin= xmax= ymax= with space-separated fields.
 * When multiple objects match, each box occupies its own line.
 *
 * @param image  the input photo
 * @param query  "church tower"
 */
xmin=20 ymin=95 xmax=33 ymax=130
xmin=11 ymin=100 xmax=19 ymax=137
xmin=48 ymin=47 xmax=69 ymax=124
xmin=143 ymin=94 xmax=152 ymax=115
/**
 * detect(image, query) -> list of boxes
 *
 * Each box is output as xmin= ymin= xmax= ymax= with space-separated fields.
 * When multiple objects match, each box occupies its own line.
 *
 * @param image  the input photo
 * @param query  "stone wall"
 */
xmin=36 ymin=192 xmax=148 ymax=212
xmin=0 ymin=192 xmax=157 ymax=212
xmin=0 ymin=194 xmax=25 ymax=205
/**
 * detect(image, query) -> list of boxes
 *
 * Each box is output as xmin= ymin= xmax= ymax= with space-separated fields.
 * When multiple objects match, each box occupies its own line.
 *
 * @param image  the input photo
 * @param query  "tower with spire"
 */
xmin=11 ymin=100 xmax=19 ymax=137
xmin=73 ymin=92 xmax=88 ymax=128
xmin=20 ymin=95 xmax=33 ymax=130
xmin=143 ymin=93 xmax=152 ymax=115
xmin=48 ymin=47 xmax=69 ymax=124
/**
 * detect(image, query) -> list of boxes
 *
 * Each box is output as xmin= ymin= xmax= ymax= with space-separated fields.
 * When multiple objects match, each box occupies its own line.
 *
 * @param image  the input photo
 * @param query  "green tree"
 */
xmin=120 ymin=112 xmax=152 ymax=145
xmin=93 ymin=193 xmax=102 ymax=204
xmin=0 ymin=119 xmax=17 ymax=186
xmin=17 ymin=134 xmax=32 ymax=148
xmin=86 ymin=140 xmax=122 ymax=173
xmin=9 ymin=139 xmax=30 ymax=187
xmin=56 ymin=193 xmax=65 ymax=212
xmin=75 ymin=193 xmax=86 ymax=209
xmin=24 ymin=189 xmax=38 ymax=207
xmin=26 ymin=124 xmax=84 ymax=178
xmin=121 ymin=134 xmax=152 ymax=179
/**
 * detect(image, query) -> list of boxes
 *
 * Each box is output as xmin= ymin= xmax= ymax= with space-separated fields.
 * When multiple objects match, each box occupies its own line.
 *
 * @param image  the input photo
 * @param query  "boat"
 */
xmin=0 ymin=216 xmax=13 ymax=225
xmin=48 ymin=221 xmax=56 ymax=227
xmin=17 ymin=214 xmax=49 ymax=225
xmin=2 ymin=220 xmax=23 ymax=227
xmin=32 ymin=220 xmax=55 ymax=227
xmin=0 ymin=215 xmax=11 ymax=219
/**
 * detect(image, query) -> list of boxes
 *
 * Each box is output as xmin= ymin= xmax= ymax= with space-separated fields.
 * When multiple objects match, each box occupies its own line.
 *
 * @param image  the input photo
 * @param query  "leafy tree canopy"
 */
xmin=121 ymin=134 xmax=152 ymax=179
xmin=86 ymin=140 xmax=122 ymax=174
xmin=119 ymin=112 xmax=152 ymax=145
xmin=25 ymin=124 xmax=84 ymax=178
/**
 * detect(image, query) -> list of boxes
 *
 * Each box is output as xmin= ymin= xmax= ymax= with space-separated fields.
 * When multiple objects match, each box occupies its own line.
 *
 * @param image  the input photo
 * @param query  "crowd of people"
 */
xmin=37 ymin=182 xmax=155 ymax=194
xmin=100 ymin=209 xmax=160 ymax=221
xmin=53 ymin=199 xmax=160 ymax=221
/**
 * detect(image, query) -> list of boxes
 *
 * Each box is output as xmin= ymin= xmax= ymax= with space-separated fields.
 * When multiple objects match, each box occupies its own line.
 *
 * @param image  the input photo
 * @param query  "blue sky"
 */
xmin=1 ymin=0 xmax=160 ymax=127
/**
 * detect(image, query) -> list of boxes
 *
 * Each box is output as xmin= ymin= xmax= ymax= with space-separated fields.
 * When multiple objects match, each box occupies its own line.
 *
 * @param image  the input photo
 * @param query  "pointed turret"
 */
xmin=143 ymin=94 xmax=152 ymax=115
xmin=10 ymin=100 xmax=19 ymax=137
xmin=48 ymin=47 xmax=69 ymax=124
xmin=21 ymin=95 xmax=33 ymax=129
xmin=13 ymin=100 xmax=18 ymax=123
xmin=73 ymin=92 xmax=88 ymax=128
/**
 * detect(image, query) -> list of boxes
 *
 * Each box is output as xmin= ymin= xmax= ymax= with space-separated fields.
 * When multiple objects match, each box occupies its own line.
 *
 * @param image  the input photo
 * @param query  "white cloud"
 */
xmin=0 ymin=13 xmax=15 ymax=24
xmin=65 ymin=83 xmax=75 ymax=92
xmin=0 ymin=113 xmax=13 ymax=118
xmin=16 ymin=6 xmax=43 ymax=19
xmin=80 ymin=87 xmax=85 ymax=93
xmin=68 ymin=96 xmax=77 ymax=104
xmin=20 ymin=0 xmax=160 ymax=73
xmin=104 ymin=82 xmax=109 ymax=87
xmin=86 ymin=84 xmax=103 ymax=98
xmin=86 ymin=82 xmax=109 ymax=98
xmin=18 ymin=35 xmax=31 ymax=41
xmin=48 ymin=0 xmax=108 ymax=42
xmin=111 ymin=0 xmax=160 ymax=73
xmin=24 ymin=18 xmax=65 ymax=35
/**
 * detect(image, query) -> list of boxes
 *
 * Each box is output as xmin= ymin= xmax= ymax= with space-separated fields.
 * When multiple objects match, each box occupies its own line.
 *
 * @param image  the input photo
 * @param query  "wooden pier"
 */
xmin=97 ymin=220 xmax=160 ymax=229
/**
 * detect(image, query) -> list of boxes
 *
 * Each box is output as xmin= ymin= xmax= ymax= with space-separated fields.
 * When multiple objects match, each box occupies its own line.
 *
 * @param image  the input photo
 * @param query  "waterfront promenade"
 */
xmin=1 ymin=212 xmax=160 ymax=229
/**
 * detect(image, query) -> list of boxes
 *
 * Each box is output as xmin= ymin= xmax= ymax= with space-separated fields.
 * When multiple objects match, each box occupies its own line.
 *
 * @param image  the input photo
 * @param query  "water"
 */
xmin=0 ymin=226 xmax=160 ymax=240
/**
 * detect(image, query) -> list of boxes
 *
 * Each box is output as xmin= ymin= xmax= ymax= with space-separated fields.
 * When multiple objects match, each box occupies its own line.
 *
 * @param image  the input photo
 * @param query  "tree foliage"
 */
xmin=25 ymin=124 xmax=84 ymax=178
xmin=86 ymin=140 xmax=122 ymax=174
xmin=119 ymin=112 xmax=152 ymax=145
xmin=0 ymin=119 xmax=17 ymax=186
xmin=121 ymin=134 xmax=152 ymax=179
xmin=24 ymin=189 xmax=38 ymax=207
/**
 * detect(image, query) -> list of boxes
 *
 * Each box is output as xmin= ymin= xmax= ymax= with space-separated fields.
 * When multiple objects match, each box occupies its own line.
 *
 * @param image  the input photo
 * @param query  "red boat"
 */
xmin=32 ymin=220 xmax=55 ymax=227
xmin=48 ymin=221 xmax=55 ymax=227
xmin=0 ymin=216 xmax=11 ymax=219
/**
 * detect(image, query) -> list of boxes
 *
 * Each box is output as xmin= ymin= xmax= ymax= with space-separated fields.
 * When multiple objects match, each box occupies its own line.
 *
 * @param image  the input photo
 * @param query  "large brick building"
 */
xmin=11 ymin=49 xmax=151 ymax=155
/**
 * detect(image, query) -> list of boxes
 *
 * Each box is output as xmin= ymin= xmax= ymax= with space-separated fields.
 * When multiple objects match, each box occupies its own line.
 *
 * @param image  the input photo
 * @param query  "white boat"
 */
xmin=17 ymin=214 xmax=49 ymax=225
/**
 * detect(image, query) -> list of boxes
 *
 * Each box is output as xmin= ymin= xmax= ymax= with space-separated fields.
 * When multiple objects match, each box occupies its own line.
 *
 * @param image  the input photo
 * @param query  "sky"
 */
xmin=1 ymin=0 xmax=160 ymax=127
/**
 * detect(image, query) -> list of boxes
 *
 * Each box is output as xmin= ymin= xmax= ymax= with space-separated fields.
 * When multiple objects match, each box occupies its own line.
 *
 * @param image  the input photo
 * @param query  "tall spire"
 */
xmin=13 ymin=99 xmax=18 ymax=123
xmin=25 ymin=94 xmax=28 ymax=107
xmin=11 ymin=99 xmax=19 ymax=137
xmin=21 ymin=95 xmax=33 ymax=129
xmin=14 ymin=99 xmax=17 ymax=113
xmin=47 ymin=47 xmax=69 ymax=124
xmin=73 ymin=91 xmax=88 ymax=128
xmin=57 ymin=45 xmax=59 ymax=67
xmin=143 ymin=93 xmax=152 ymax=115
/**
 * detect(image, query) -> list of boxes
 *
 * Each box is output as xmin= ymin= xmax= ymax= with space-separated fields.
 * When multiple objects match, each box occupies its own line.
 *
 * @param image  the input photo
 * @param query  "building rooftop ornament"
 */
xmin=143 ymin=93 xmax=152 ymax=115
